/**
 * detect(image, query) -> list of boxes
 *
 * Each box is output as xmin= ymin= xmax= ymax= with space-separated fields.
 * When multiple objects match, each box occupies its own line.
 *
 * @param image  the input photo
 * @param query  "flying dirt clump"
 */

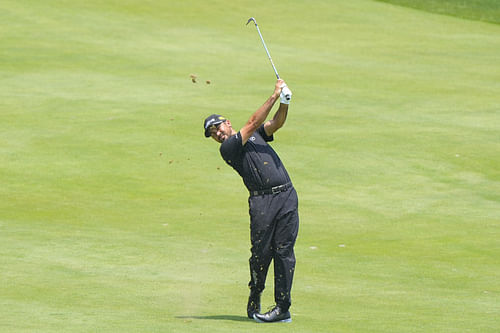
xmin=190 ymin=74 xmax=211 ymax=85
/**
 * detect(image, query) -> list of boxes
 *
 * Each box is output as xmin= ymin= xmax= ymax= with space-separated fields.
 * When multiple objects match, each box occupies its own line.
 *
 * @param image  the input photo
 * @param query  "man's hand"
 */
xmin=274 ymin=79 xmax=292 ymax=104
xmin=280 ymin=84 xmax=292 ymax=105
xmin=274 ymin=79 xmax=285 ymax=96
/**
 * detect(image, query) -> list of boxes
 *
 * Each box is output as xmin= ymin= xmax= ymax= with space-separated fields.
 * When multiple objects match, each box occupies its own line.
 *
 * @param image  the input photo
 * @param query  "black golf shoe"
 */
xmin=247 ymin=291 xmax=261 ymax=319
xmin=253 ymin=305 xmax=291 ymax=323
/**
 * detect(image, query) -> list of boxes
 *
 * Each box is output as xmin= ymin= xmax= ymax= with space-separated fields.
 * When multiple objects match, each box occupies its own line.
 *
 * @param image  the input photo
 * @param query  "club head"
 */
xmin=246 ymin=17 xmax=256 ymax=26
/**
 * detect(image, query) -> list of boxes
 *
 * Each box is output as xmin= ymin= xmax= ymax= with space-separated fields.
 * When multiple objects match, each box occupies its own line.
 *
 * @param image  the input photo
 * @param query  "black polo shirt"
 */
xmin=220 ymin=125 xmax=291 ymax=192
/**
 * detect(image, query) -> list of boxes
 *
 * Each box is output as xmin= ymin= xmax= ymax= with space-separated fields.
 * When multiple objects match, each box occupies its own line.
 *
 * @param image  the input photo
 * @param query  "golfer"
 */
xmin=203 ymin=79 xmax=299 ymax=323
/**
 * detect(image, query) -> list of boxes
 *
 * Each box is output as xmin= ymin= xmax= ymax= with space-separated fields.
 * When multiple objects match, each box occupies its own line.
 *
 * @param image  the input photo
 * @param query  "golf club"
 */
xmin=246 ymin=17 xmax=291 ymax=101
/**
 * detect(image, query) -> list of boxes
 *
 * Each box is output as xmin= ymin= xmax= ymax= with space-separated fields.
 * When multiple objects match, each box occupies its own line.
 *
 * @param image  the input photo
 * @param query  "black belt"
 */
xmin=249 ymin=183 xmax=292 ymax=196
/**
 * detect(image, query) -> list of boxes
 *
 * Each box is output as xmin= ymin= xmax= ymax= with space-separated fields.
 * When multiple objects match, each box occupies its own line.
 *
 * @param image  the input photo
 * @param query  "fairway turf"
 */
xmin=1 ymin=0 xmax=499 ymax=332
xmin=377 ymin=0 xmax=500 ymax=24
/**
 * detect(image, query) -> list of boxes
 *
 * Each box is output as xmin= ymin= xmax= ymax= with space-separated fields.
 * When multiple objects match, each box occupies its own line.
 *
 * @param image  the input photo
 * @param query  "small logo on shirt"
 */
xmin=250 ymin=136 xmax=256 ymax=141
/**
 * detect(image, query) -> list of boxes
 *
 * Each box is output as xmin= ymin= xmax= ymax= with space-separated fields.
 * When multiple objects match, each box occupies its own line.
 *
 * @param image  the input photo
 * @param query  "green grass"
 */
xmin=377 ymin=0 xmax=500 ymax=24
xmin=1 ymin=0 xmax=499 ymax=332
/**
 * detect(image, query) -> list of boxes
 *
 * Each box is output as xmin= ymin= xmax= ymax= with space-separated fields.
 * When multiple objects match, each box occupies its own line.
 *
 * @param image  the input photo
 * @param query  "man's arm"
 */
xmin=239 ymin=79 xmax=284 ymax=145
xmin=263 ymin=103 xmax=288 ymax=137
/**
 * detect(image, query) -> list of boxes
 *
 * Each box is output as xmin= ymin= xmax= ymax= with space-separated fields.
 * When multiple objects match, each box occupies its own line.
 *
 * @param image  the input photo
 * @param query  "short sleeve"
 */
xmin=257 ymin=124 xmax=274 ymax=142
xmin=220 ymin=131 xmax=243 ymax=163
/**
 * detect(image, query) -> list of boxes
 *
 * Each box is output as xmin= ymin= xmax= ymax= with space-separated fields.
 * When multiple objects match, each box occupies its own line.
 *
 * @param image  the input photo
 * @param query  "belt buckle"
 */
xmin=272 ymin=185 xmax=282 ymax=195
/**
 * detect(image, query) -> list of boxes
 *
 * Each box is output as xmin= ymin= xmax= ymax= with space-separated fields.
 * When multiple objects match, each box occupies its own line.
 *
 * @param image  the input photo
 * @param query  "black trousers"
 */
xmin=247 ymin=187 xmax=299 ymax=311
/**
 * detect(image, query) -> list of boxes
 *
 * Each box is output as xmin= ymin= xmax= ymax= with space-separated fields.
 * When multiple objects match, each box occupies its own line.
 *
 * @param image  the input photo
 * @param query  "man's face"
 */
xmin=209 ymin=120 xmax=232 ymax=143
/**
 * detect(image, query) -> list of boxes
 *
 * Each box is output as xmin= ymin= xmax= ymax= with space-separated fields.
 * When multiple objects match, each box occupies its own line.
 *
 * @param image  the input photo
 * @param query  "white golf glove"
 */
xmin=280 ymin=84 xmax=292 ymax=104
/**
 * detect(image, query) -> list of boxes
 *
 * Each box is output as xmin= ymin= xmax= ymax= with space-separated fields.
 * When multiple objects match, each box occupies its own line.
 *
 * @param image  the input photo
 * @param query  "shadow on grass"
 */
xmin=176 ymin=315 xmax=250 ymax=322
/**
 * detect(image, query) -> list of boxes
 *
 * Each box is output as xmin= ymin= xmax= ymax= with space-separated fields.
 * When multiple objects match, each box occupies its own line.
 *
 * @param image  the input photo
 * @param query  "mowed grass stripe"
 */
xmin=376 ymin=0 xmax=500 ymax=24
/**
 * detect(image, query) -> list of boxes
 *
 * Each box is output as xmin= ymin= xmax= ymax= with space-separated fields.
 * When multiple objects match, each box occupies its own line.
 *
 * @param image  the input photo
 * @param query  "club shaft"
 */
xmin=254 ymin=23 xmax=280 ymax=79
xmin=247 ymin=18 xmax=290 ymax=101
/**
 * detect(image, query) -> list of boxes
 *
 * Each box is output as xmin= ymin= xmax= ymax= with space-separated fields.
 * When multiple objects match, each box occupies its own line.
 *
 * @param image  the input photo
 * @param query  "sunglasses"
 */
xmin=210 ymin=120 xmax=226 ymax=132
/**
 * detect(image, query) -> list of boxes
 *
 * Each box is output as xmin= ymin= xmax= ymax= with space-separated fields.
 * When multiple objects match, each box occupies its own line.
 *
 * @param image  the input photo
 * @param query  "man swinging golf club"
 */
xmin=203 ymin=79 xmax=299 ymax=323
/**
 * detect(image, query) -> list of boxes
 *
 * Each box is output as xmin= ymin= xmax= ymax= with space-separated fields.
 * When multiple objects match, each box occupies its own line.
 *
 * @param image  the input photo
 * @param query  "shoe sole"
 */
xmin=253 ymin=314 xmax=292 ymax=323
